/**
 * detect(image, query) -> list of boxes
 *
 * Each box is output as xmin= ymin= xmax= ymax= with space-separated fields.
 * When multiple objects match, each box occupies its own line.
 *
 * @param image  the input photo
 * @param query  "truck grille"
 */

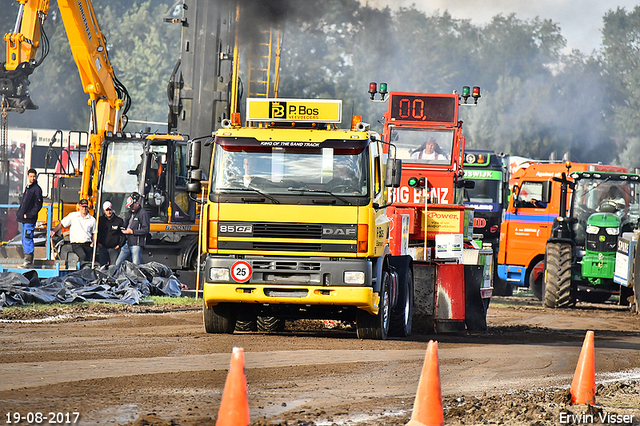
xmin=252 ymin=261 xmax=322 ymax=271
xmin=218 ymin=221 xmax=357 ymax=253
xmin=253 ymin=223 xmax=322 ymax=239
xmin=253 ymin=242 xmax=323 ymax=251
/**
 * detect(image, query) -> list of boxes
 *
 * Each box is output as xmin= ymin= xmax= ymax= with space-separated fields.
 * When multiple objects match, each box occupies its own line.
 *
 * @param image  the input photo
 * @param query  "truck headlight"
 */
xmin=209 ymin=267 xmax=230 ymax=282
xmin=344 ymin=271 xmax=365 ymax=285
xmin=606 ymin=227 xmax=619 ymax=235
xmin=586 ymin=225 xmax=599 ymax=234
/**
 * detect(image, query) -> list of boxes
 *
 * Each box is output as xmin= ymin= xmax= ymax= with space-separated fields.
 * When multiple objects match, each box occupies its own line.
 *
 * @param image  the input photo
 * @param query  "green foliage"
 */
xmin=601 ymin=6 xmax=640 ymax=167
xmin=2 ymin=0 xmax=179 ymax=131
xmin=1 ymin=0 xmax=638 ymax=166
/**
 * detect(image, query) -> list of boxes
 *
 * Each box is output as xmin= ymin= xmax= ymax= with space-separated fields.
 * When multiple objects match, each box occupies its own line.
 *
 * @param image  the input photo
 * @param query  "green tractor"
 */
xmin=544 ymin=169 xmax=640 ymax=308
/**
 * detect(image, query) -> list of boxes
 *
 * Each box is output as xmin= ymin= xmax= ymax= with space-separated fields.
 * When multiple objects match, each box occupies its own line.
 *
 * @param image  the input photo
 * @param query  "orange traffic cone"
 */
xmin=216 ymin=347 xmax=250 ymax=426
xmin=407 ymin=340 xmax=445 ymax=426
xmin=570 ymin=330 xmax=596 ymax=405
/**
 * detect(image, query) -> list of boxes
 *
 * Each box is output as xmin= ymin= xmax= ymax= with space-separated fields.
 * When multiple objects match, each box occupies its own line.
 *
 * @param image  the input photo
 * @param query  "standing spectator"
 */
xmin=97 ymin=201 xmax=124 ymax=266
xmin=17 ymin=168 xmax=43 ymax=266
xmin=116 ymin=192 xmax=150 ymax=267
xmin=50 ymin=198 xmax=96 ymax=265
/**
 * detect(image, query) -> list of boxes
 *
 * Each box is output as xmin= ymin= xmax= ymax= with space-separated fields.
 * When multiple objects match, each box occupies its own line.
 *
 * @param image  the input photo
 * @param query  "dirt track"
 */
xmin=1 ymin=295 xmax=640 ymax=425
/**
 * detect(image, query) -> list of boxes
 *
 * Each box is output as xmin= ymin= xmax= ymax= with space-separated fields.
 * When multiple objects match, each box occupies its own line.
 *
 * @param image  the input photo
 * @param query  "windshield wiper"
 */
xmin=217 ymin=187 xmax=280 ymax=204
xmin=577 ymin=176 xmax=612 ymax=200
xmin=287 ymin=187 xmax=352 ymax=205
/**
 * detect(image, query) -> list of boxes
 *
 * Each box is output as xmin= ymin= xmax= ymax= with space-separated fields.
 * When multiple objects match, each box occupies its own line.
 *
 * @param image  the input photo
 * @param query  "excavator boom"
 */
xmin=1 ymin=0 xmax=50 ymax=112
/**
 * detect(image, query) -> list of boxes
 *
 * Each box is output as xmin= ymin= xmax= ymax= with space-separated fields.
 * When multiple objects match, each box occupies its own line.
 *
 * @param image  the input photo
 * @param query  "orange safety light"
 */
xmin=231 ymin=112 xmax=241 ymax=127
xmin=357 ymin=224 xmax=368 ymax=253
xmin=208 ymin=220 xmax=218 ymax=249
xmin=351 ymin=115 xmax=362 ymax=131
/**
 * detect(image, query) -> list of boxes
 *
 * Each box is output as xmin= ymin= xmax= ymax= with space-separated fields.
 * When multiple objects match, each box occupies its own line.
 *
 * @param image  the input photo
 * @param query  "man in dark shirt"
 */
xmin=115 ymin=192 xmax=150 ymax=267
xmin=97 ymin=201 xmax=124 ymax=266
xmin=17 ymin=168 xmax=43 ymax=266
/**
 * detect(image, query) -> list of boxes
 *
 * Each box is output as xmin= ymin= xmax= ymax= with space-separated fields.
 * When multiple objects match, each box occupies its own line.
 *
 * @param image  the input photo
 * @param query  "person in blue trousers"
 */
xmin=17 ymin=168 xmax=43 ymax=266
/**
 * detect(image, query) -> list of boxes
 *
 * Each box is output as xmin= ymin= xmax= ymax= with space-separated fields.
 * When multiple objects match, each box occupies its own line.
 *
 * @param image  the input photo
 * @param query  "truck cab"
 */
xmin=189 ymin=98 xmax=413 ymax=340
xmin=463 ymin=150 xmax=509 ymax=293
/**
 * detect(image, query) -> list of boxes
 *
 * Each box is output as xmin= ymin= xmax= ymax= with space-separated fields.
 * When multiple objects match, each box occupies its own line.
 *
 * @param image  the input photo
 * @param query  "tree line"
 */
xmin=2 ymin=0 xmax=639 ymax=167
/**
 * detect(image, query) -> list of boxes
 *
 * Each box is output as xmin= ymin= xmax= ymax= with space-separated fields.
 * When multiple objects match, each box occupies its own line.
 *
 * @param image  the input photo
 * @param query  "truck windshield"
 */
xmin=466 ymin=179 xmax=502 ymax=204
xmin=210 ymin=142 xmax=369 ymax=197
xmin=390 ymin=127 xmax=454 ymax=164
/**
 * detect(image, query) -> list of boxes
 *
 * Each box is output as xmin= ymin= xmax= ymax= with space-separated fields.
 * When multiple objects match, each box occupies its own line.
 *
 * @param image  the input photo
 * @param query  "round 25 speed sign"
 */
xmin=231 ymin=261 xmax=252 ymax=283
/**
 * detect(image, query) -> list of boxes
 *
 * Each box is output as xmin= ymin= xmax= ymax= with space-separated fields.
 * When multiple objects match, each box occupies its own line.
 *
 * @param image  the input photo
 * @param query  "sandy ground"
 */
xmin=1 ymin=295 xmax=640 ymax=425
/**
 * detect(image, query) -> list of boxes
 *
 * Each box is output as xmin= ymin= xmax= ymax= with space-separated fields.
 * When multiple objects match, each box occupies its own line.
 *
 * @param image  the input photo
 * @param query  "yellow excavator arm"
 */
xmin=1 ymin=0 xmax=50 ymax=112
xmin=3 ymin=0 xmax=129 ymax=208
xmin=56 ymin=0 xmax=128 ymax=206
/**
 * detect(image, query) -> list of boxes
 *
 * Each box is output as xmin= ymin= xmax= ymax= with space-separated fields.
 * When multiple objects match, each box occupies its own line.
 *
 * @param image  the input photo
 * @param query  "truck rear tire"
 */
xmin=544 ymin=242 xmax=575 ymax=308
xmin=257 ymin=316 xmax=285 ymax=332
xmin=235 ymin=320 xmax=257 ymax=331
xmin=356 ymin=271 xmax=390 ymax=340
xmin=389 ymin=268 xmax=413 ymax=337
xmin=203 ymin=301 xmax=236 ymax=334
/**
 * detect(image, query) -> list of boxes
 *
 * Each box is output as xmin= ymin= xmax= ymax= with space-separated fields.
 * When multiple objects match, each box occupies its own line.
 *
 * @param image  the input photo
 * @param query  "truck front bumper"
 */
xmin=497 ymin=264 xmax=526 ymax=286
xmin=203 ymin=256 xmax=379 ymax=314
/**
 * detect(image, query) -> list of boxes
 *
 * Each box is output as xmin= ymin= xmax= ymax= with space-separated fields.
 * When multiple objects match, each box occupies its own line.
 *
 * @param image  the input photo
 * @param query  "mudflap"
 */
xmin=412 ymin=263 xmax=436 ymax=333
xmin=464 ymin=265 xmax=488 ymax=332
xmin=413 ymin=262 xmax=468 ymax=334
xmin=435 ymin=263 xmax=466 ymax=333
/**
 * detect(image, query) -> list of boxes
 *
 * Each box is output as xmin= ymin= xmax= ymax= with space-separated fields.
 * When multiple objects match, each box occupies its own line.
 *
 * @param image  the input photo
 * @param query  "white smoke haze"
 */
xmin=359 ymin=0 xmax=639 ymax=54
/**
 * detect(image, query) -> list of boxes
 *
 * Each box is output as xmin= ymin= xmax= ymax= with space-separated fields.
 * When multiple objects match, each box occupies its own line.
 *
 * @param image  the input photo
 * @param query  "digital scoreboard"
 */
xmin=389 ymin=94 xmax=457 ymax=124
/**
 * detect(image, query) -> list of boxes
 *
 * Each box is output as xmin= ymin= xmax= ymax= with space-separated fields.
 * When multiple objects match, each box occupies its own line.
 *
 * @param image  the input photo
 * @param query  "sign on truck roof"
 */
xmin=246 ymin=98 xmax=342 ymax=123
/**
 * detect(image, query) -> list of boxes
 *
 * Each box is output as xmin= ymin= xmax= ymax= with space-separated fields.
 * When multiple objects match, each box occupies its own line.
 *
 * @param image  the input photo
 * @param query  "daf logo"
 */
xmin=323 ymin=228 xmax=356 ymax=236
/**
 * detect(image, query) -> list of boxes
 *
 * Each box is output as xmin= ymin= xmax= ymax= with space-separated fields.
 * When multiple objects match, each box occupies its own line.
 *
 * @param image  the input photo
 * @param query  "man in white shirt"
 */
xmin=50 ymin=198 xmax=97 ymax=264
xmin=410 ymin=138 xmax=449 ymax=161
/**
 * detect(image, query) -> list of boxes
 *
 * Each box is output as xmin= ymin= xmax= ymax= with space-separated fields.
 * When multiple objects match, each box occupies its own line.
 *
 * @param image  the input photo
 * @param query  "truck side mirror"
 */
xmin=187 ymin=139 xmax=201 ymax=169
xmin=542 ymin=180 xmax=551 ymax=203
xmin=512 ymin=184 xmax=520 ymax=207
xmin=186 ymin=169 xmax=203 ymax=195
xmin=187 ymin=181 xmax=201 ymax=195
xmin=385 ymin=158 xmax=402 ymax=188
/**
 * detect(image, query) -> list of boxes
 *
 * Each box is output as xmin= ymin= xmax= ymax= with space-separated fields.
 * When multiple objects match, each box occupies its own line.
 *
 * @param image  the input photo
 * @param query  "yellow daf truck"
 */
xmin=187 ymin=98 xmax=414 ymax=340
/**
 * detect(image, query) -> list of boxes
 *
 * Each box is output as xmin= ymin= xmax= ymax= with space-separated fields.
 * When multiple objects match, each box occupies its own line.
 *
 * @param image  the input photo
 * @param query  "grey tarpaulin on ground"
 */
xmin=0 ymin=261 xmax=182 ymax=309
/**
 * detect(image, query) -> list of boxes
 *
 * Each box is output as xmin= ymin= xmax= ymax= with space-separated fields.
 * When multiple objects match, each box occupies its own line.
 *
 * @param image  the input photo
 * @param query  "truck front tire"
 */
xmin=356 ymin=271 xmax=390 ymax=340
xmin=203 ymin=301 xmax=237 ymax=333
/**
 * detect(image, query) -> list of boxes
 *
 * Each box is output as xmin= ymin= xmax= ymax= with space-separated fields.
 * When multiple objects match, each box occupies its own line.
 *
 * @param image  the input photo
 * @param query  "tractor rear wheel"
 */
xmin=543 ymin=242 xmax=575 ymax=308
